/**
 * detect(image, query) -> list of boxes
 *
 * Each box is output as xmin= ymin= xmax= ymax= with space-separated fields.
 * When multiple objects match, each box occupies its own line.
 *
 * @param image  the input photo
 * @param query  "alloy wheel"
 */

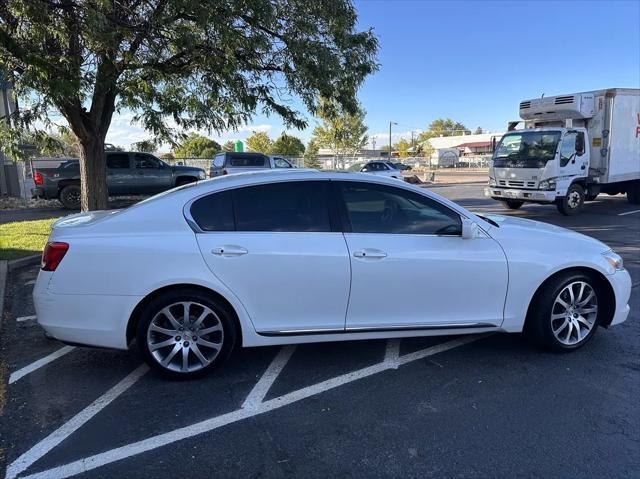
xmin=567 ymin=190 xmax=581 ymax=208
xmin=550 ymin=281 xmax=598 ymax=346
xmin=146 ymin=301 xmax=224 ymax=373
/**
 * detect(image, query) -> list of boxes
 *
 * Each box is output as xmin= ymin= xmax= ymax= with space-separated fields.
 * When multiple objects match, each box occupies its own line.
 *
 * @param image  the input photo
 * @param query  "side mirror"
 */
xmin=575 ymin=132 xmax=585 ymax=156
xmin=461 ymin=218 xmax=479 ymax=239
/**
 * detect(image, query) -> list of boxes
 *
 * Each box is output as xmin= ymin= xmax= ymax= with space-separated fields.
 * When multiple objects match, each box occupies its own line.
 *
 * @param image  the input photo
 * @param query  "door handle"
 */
xmin=353 ymin=249 xmax=387 ymax=259
xmin=211 ymin=245 xmax=248 ymax=256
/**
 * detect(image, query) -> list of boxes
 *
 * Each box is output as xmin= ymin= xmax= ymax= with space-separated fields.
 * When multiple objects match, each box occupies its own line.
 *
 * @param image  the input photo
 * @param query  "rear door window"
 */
xmin=107 ymin=154 xmax=130 ymax=169
xmin=233 ymin=181 xmax=331 ymax=232
xmin=189 ymin=190 xmax=234 ymax=231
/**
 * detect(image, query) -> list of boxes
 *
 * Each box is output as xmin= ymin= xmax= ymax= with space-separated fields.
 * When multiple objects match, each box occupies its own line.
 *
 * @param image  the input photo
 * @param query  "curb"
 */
xmin=0 ymin=260 xmax=6 ymax=319
xmin=7 ymin=254 xmax=41 ymax=272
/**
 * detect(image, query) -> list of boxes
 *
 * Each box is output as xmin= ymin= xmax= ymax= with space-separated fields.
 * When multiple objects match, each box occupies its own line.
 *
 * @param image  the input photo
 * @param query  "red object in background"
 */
xmin=34 ymin=171 xmax=43 ymax=186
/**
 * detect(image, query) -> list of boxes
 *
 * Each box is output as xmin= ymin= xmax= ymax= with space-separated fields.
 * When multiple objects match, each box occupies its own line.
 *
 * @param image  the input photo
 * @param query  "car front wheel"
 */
xmin=526 ymin=272 xmax=601 ymax=351
xmin=136 ymin=289 xmax=237 ymax=378
xmin=556 ymin=183 xmax=585 ymax=215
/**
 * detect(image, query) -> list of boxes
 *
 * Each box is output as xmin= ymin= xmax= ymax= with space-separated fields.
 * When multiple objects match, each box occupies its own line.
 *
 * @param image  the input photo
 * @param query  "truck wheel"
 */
xmin=627 ymin=183 xmax=640 ymax=205
xmin=556 ymin=184 xmax=585 ymax=216
xmin=585 ymin=193 xmax=598 ymax=201
xmin=501 ymin=200 xmax=524 ymax=210
xmin=175 ymin=177 xmax=197 ymax=187
xmin=59 ymin=185 xmax=81 ymax=210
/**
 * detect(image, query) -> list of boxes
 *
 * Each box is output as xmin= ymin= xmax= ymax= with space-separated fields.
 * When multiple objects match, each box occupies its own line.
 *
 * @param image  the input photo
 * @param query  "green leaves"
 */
xmin=172 ymin=134 xmax=221 ymax=158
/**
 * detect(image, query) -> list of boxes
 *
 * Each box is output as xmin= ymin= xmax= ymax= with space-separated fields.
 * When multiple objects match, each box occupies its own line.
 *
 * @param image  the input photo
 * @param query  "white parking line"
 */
xmin=24 ymin=280 xmax=36 ymax=286
xmin=16 ymin=315 xmax=36 ymax=323
xmin=8 ymin=346 xmax=76 ymax=385
xmin=16 ymin=334 xmax=488 ymax=479
xmin=384 ymin=339 xmax=400 ymax=369
xmin=5 ymin=364 xmax=149 ymax=479
xmin=618 ymin=209 xmax=640 ymax=216
xmin=242 ymin=345 xmax=296 ymax=410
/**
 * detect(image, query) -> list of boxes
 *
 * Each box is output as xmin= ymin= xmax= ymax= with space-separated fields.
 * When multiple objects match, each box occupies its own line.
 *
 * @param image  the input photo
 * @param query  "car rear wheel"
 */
xmin=526 ymin=272 xmax=601 ymax=351
xmin=59 ymin=184 xmax=81 ymax=209
xmin=136 ymin=289 xmax=237 ymax=378
xmin=501 ymin=200 xmax=524 ymax=210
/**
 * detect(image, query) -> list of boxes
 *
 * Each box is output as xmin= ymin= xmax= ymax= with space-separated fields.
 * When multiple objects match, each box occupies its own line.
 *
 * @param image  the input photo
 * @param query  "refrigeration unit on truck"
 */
xmin=485 ymin=88 xmax=640 ymax=215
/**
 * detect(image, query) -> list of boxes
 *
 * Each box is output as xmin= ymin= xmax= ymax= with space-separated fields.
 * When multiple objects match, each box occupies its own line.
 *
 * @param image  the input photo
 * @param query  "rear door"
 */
xmin=106 ymin=153 xmax=134 ymax=194
xmin=191 ymin=180 xmax=351 ymax=334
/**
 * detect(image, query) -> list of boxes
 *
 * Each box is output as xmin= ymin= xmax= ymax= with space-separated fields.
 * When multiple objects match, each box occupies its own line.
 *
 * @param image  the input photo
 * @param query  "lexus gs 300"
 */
xmin=34 ymin=170 xmax=631 ymax=378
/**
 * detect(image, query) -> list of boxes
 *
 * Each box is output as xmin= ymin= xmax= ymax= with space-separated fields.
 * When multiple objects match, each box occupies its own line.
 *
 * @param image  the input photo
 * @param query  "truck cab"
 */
xmin=487 ymin=126 xmax=590 ymax=214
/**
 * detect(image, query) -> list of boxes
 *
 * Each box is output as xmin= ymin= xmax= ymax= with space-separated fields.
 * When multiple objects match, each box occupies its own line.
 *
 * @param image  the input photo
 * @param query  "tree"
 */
xmin=417 ymin=118 xmax=470 ymax=144
xmin=474 ymin=127 xmax=484 ymax=134
xmin=246 ymin=131 xmax=273 ymax=154
xmin=222 ymin=140 xmax=236 ymax=152
xmin=131 ymin=138 xmax=158 ymax=153
xmin=173 ymin=134 xmax=220 ymax=158
xmin=394 ymin=138 xmax=410 ymax=158
xmin=0 ymin=1 xmax=378 ymax=210
xmin=271 ymin=133 xmax=305 ymax=157
xmin=310 ymin=99 xmax=368 ymax=169
xmin=303 ymin=139 xmax=321 ymax=169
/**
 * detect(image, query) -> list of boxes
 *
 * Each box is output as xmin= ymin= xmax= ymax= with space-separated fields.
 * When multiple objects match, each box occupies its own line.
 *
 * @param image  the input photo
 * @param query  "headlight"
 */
xmin=602 ymin=250 xmax=624 ymax=271
xmin=198 ymin=171 xmax=206 ymax=180
xmin=488 ymin=178 xmax=496 ymax=187
xmin=539 ymin=178 xmax=556 ymax=190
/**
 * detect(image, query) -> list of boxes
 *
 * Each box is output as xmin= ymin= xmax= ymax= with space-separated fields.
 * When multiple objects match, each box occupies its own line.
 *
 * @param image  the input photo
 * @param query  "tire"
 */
xmin=556 ymin=183 xmax=585 ymax=216
xmin=627 ymin=183 xmax=640 ymax=205
xmin=59 ymin=184 xmax=81 ymax=210
xmin=500 ymin=200 xmax=524 ymax=210
xmin=136 ymin=288 xmax=237 ymax=379
xmin=526 ymin=272 xmax=601 ymax=352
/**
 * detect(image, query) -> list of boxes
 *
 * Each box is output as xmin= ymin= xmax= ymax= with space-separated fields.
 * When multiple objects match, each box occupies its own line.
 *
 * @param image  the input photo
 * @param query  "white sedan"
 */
xmin=34 ymin=170 xmax=631 ymax=378
xmin=360 ymin=161 xmax=404 ymax=180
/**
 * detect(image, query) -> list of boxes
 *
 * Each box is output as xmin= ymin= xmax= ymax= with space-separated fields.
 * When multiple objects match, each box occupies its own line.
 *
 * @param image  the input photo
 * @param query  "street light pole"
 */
xmin=389 ymin=121 xmax=397 ymax=159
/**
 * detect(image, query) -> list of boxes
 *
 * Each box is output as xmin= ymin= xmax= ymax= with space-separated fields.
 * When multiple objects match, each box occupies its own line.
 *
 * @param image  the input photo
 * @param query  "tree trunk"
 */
xmin=78 ymin=137 xmax=108 ymax=211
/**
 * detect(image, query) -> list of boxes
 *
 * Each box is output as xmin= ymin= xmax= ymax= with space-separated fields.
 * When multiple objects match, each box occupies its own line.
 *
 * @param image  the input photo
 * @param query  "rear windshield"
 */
xmin=228 ymin=155 xmax=267 ymax=167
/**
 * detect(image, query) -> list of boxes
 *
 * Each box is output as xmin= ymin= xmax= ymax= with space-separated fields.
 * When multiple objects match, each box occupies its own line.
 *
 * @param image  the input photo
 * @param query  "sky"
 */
xmin=105 ymin=0 xmax=640 ymax=151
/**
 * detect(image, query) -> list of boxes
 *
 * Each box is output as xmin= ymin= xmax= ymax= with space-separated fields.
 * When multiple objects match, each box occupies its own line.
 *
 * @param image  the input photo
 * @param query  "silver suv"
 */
xmin=210 ymin=152 xmax=294 ymax=177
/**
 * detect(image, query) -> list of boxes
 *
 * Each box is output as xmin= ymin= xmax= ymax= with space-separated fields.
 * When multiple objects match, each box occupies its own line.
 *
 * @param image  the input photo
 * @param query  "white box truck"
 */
xmin=485 ymin=88 xmax=640 ymax=215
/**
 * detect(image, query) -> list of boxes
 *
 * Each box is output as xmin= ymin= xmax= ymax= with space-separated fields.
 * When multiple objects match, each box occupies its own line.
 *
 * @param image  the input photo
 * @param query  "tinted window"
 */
xmin=107 ymin=154 xmax=130 ymax=169
xmin=190 ymin=190 xmax=234 ymax=231
xmin=233 ymin=181 xmax=331 ymax=232
xmin=228 ymin=154 xmax=267 ymax=167
xmin=338 ymin=182 xmax=461 ymax=235
xmin=134 ymin=154 xmax=163 ymax=169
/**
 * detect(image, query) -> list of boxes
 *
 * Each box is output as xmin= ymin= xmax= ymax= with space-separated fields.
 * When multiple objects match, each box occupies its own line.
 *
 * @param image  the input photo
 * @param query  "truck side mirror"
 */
xmin=575 ymin=132 xmax=585 ymax=156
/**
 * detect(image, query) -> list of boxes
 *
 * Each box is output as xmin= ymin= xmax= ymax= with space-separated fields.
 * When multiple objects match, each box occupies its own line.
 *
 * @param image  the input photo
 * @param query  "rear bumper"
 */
xmin=33 ymin=278 xmax=142 ymax=350
xmin=31 ymin=187 xmax=45 ymax=198
xmin=484 ymin=187 xmax=557 ymax=203
xmin=608 ymin=269 xmax=632 ymax=326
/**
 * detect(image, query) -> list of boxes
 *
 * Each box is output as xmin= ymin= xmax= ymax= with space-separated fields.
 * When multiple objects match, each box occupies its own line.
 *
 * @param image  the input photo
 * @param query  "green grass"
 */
xmin=0 ymin=217 xmax=60 ymax=260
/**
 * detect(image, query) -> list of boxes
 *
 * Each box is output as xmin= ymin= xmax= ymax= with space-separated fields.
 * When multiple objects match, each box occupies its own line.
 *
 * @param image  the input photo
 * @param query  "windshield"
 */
xmin=493 ymin=131 xmax=561 ymax=168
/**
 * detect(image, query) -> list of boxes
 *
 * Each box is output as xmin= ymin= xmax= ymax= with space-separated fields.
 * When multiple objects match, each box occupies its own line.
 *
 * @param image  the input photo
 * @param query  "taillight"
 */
xmin=34 ymin=171 xmax=43 ymax=186
xmin=42 ymin=242 xmax=69 ymax=271
xmin=222 ymin=169 xmax=228 ymax=175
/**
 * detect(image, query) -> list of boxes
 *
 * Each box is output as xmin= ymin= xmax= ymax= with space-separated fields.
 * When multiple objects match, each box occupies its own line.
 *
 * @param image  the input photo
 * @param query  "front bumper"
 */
xmin=484 ymin=187 xmax=557 ymax=203
xmin=608 ymin=269 xmax=632 ymax=326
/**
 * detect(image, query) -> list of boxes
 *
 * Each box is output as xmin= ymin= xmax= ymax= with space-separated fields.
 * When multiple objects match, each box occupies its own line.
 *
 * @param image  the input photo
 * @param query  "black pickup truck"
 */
xmin=32 ymin=151 xmax=206 ymax=209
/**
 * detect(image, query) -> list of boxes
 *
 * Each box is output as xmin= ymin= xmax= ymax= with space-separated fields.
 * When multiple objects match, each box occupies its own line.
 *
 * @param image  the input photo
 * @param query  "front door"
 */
xmin=335 ymin=181 xmax=508 ymax=331
xmin=193 ymin=180 xmax=351 ymax=334
xmin=557 ymin=130 xmax=588 ymax=186
xmin=133 ymin=153 xmax=173 ymax=193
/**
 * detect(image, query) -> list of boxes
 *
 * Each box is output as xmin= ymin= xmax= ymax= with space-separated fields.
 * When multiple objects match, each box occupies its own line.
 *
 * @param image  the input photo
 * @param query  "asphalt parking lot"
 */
xmin=1 ymin=184 xmax=639 ymax=479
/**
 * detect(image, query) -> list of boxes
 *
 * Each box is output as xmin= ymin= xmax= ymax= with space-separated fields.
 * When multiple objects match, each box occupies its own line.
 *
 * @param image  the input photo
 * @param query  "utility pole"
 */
xmin=389 ymin=121 xmax=397 ymax=159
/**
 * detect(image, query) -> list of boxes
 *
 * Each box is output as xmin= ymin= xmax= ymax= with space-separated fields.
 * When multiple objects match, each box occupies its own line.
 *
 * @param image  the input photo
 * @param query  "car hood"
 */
xmin=170 ymin=165 xmax=205 ymax=173
xmin=481 ymin=214 xmax=610 ymax=252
